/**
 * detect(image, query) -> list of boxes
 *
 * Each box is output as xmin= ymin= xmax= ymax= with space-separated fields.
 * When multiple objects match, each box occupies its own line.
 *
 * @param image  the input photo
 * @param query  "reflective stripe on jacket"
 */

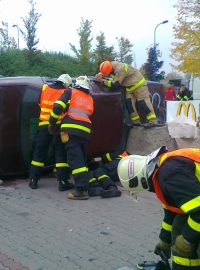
xmin=64 ymin=89 xmax=93 ymax=124
xmin=152 ymin=148 xmax=200 ymax=214
xmin=39 ymin=84 xmax=65 ymax=125
xmin=126 ymin=77 xmax=145 ymax=93
xmin=111 ymin=61 xmax=146 ymax=91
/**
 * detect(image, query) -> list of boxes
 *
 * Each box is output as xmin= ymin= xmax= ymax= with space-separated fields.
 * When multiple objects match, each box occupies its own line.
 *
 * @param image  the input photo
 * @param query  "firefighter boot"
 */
xmin=67 ymin=189 xmax=89 ymax=200
xmin=59 ymin=180 xmax=74 ymax=191
xmin=100 ymin=185 xmax=121 ymax=198
xmin=137 ymin=259 xmax=171 ymax=270
xmin=89 ymin=186 xmax=104 ymax=196
xmin=29 ymin=178 xmax=38 ymax=189
xmin=88 ymin=182 xmax=104 ymax=196
xmin=142 ymin=115 xmax=158 ymax=128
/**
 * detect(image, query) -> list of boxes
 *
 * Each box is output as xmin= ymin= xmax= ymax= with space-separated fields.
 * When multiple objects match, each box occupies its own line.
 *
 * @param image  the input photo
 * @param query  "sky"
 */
xmin=0 ymin=0 xmax=178 ymax=74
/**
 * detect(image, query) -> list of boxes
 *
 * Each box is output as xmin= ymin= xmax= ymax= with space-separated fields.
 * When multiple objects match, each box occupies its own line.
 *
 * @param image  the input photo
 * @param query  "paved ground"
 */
xmin=0 ymin=176 xmax=163 ymax=270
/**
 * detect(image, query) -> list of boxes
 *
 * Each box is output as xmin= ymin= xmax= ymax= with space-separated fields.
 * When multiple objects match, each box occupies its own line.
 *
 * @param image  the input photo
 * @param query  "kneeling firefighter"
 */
xmin=88 ymin=150 xmax=128 ymax=198
xmin=118 ymin=147 xmax=200 ymax=270
xmin=95 ymin=60 xmax=157 ymax=128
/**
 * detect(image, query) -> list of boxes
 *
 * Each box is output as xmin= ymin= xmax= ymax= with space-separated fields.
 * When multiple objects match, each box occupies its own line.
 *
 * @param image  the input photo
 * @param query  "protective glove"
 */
xmin=95 ymin=72 xmax=103 ymax=82
xmin=48 ymin=124 xmax=58 ymax=135
xmin=154 ymin=239 xmax=171 ymax=260
xmin=172 ymin=235 xmax=195 ymax=258
xmin=60 ymin=131 xmax=69 ymax=143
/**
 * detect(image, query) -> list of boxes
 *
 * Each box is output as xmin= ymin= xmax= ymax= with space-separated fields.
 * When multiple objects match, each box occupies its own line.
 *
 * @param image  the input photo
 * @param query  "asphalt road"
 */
xmin=0 ymin=176 xmax=163 ymax=270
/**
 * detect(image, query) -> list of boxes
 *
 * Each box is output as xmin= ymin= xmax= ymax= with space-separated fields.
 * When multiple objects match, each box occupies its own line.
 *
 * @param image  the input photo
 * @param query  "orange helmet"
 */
xmin=100 ymin=61 xmax=113 ymax=76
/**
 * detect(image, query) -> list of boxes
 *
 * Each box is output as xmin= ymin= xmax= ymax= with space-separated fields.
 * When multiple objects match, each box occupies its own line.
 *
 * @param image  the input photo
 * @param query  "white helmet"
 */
xmin=117 ymin=146 xmax=168 ymax=193
xmin=75 ymin=75 xmax=90 ymax=90
xmin=56 ymin=74 xmax=72 ymax=87
xmin=117 ymin=155 xmax=149 ymax=193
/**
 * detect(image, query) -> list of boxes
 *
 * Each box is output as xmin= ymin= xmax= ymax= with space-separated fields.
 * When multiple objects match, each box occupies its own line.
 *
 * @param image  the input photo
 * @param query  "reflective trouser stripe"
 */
xmin=89 ymin=177 xmax=96 ymax=183
xmin=39 ymin=121 xmax=49 ymax=126
xmin=39 ymin=121 xmax=61 ymax=126
xmin=147 ymin=113 xmax=157 ymax=120
xmin=31 ymin=161 xmax=44 ymax=167
xmin=55 ymin=163 xmax=69 ymax=168
xmin=98 ymin=174 xmax=109 ymax=180
xmin=131 ymin=115 xmax=140 ymax=121
xmin=72 ymin=167 xmax=88 ymax=175
xmin=173 ymin=256 xmax=200 ymax=266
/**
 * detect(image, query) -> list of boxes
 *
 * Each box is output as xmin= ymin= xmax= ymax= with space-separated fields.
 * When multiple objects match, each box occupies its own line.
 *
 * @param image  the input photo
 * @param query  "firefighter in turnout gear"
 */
xmin=118 ymin=147 xmax=200 ymax=270
xmin=49 ymin=76 xmax=94 ymax=200
xmin=176 ymin=84 xmax=192 ymax=101
xmin=29 ymin=74 xmax=74 ymax=191
xmin=88 ymin=150 xmax=128 ymax=198
xmin=96 ymin=60 xmax=157 ymax=128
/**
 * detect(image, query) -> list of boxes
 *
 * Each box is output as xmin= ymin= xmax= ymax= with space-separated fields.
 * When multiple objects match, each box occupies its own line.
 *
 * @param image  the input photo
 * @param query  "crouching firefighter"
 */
xmin=117 ymin=147 xmax=200 ymax=269
xmin=49 ymin=76 xmax=94 ymax=200
xmin=95 ymin=60 xmax=157 ymax=128
xmin=88 ymin=150 xmax=128 ymax=198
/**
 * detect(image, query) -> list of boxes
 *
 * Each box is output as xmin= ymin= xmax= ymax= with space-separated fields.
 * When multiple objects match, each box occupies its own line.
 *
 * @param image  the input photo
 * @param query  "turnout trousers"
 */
xmin=126 ymin=84 xmax=157 ymax=124
xmin=64 ymin=135 xmax=89 ymax=191
xmin=30 ymin=126 xmax=69 ymax=181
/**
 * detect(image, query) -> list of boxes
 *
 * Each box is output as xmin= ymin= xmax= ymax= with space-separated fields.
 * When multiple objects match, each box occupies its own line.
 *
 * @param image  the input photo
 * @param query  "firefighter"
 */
xmin=49 ymin=76 xmax=94 ymax=200
xmin=29 ymin=74 xmax=74 ymax=191
xmin=176 ymin=84 xmax=192 ymax=101
xmin=95 ymin=60 xmax=157 ymax=128
xmin=117 ymin=147 xmax=200 ymax=270
xmin=88 ymin=150 xmax=128 ymax=198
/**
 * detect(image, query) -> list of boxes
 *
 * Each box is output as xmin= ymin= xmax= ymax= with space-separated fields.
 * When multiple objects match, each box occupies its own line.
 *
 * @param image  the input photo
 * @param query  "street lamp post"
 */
xmin=154 ymin=20 xmax=168 ymax=48
xmin=153 ymin=20 xmax=168 ymax=81
xmin=12 ymin=24 xmax=19 ymax=50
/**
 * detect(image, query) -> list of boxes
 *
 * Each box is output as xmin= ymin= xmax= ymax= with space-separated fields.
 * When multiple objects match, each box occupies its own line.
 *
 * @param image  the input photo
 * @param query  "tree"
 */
xmin=0 ymin=22 xmax=17 ymax=51
xmin=141 ymin=44 xmax=165 ymax=81
xmin=92 ymin=32 xmax=116 ymax=72
xmin=21 ymin=0 xmax=41 ymax=51
xmin=116 ymin=36 xmax=134 ymax=65
xmin=171 ymin=0 xmax=200 ymax=76
xmin=69 ymin=18 xmax=94 ymax=74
